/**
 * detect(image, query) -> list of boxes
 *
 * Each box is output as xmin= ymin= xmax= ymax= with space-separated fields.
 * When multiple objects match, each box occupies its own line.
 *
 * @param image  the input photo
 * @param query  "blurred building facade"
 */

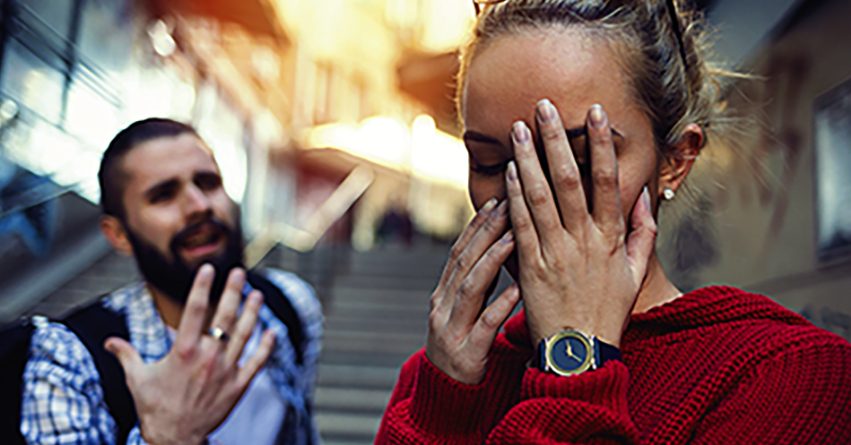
xmin=658 ymin=0 xmax=851 ymax=342
xmin=0 ymin=0 xmax=478 ymax=321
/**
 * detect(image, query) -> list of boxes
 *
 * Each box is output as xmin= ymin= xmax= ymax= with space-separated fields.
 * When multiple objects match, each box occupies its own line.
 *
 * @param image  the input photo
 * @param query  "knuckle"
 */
xmin=527 ymin=186 xmax=550 ymax=207
xmin=554 ymin=167 xmax=582 ymax=191
xmin=592 ymin=169 xmax=617 ymax=188
xmin=187 ymin=298 xmax=206 ymax=314
xmin=541 ymin=125 xmax=563 ymax=144
xmin=449 ymin=243 xmax=464 ymax=262
xmin=429 ymin=292 xmax=440 ymax=311
xmin=454 ymin=253 xmax=470 ymax=271
xmin=428 ymin=310 xmax=443 ymax=331
xmin=480 ymin=309 xmax=501 ymax=330
xmin=175 ymin=343 xmax=197 ymax=361
xmin=458 ymin=278 xmax=476 ymax=299
xmin=593 ymin=129 xmax=613 ymax=146
xmin=514 ymin=217 xmax=533 ymax=232
xmin=531 ymin=257 xmax=548 ymax=275
xmin=218 ymin=312 xmax=236 ymax=328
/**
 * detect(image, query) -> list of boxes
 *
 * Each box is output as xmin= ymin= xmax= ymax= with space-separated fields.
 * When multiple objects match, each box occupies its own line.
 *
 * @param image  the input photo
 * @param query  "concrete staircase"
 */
xmin=312 ymin=244 xmax=448 ymax=445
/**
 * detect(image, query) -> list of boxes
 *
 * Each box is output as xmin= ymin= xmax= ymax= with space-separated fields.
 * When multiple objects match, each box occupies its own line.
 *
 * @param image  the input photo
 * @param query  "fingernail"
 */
xmin=481 ymin=197 xmax=498 ymax=214
xmin=589 ymin=104 xmax=607 ymax=129
xmin=199 ymin=263 xmax=214 ymax=276
xmin=536 ymin=99 xmax=556 ymax=123
xmin=495 ymin=199 xmax=508 ymax=216
xmin=500 ymin=230 xmax=514 ymax=244
xmin=512 ymin=121 xmax=530 ymax=144
xmin=506 ymin=160 xmax=518 ymax=181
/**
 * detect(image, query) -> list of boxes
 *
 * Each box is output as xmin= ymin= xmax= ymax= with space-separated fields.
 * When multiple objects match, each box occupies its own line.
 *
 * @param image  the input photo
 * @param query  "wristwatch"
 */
xmin=537 ymin=329 xmax=621 ymax=376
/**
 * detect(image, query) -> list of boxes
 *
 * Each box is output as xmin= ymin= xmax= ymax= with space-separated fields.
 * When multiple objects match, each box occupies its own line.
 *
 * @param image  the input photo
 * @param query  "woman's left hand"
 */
xmin=506 ymin=99 xmax=657 ymax=348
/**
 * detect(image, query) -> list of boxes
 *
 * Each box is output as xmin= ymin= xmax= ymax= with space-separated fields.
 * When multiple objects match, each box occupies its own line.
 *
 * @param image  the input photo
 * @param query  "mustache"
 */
xmin=169 ymin=217 xmax=232 ymax=251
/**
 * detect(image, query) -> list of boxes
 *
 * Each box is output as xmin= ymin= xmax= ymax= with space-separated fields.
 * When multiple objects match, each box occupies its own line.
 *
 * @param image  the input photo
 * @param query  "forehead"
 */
xmin=463 ymin=26 xmax=636 ymax=132
xmin=121 ymin=134 xmax=219 ymax=189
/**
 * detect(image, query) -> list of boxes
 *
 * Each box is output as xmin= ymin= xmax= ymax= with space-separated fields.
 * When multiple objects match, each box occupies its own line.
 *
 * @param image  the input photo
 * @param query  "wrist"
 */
xmin=141 ymin=426 xmax=206 ymax=445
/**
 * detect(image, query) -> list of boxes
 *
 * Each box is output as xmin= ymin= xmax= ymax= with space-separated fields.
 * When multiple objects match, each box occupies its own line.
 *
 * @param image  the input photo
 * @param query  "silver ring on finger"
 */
xmin=207 ymin=326 xmax=230 ymax=343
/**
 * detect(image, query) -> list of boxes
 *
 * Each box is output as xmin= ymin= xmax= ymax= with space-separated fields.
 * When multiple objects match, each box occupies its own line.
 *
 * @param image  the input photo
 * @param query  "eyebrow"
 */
xmin=144 ymin=179 xmax=178 ymax=200
xmin=463 ymin=127 xmax=624 ymax=146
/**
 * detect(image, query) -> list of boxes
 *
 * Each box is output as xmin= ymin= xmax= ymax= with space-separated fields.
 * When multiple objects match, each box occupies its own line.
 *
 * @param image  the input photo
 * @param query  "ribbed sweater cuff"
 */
xmin=521 ymin=360 xmax=630 ymax=415
xmin=409 ymin=355 xmax=502 ymax=437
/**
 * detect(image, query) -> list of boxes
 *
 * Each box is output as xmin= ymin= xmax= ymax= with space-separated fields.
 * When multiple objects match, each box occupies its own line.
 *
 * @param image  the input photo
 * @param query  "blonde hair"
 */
xmin=457 ymin=0 xmax=735 ymax=154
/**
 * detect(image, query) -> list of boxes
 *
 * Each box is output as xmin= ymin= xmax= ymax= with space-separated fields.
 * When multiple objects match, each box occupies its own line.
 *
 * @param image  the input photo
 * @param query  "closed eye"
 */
xmin=470 ymin=159 xmax=510 ymax=176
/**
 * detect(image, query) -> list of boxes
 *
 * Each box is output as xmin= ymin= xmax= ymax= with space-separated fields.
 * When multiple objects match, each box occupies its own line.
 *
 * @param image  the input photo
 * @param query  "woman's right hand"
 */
xmin=426 ymin=198 xmax=520 ymax=385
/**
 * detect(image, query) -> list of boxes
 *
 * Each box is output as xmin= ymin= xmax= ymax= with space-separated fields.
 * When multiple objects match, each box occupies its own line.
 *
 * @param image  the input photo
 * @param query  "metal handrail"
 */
xmin=245 ymin=164 xmax=374 ymax=266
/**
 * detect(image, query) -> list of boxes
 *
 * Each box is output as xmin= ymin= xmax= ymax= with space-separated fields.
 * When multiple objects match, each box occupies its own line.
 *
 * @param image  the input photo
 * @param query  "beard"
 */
xmin=125 ymin=214 xmax=245 ymax=306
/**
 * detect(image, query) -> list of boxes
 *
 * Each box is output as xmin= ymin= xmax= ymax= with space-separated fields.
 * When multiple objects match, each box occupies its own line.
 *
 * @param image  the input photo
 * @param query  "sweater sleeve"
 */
xmin=376 ymin=348 xmax=525 ymax=444
xmin=691 ymin=339 xmax=851 ymax=444
xmin=488 ymin=360 xmax=639 ymax=444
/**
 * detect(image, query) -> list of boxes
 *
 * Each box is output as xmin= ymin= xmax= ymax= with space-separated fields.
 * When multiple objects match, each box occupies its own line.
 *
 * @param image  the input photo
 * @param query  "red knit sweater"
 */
xmin=376 ymin=286 xmax=851 ymax=444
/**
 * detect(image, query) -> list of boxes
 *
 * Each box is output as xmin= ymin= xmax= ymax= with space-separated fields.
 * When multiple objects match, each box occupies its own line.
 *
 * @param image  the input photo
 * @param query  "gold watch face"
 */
xmin=546 ymin=331 xmax=593 ymax=376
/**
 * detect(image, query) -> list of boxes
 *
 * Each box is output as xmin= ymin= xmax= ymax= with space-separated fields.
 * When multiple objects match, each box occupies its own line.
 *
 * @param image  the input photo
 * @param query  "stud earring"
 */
xmin=662 ymin=188 xmax=676 ymax=201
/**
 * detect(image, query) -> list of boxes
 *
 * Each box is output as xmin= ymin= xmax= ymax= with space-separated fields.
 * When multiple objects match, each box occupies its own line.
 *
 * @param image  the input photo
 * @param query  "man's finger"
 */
xmin=208 ymin=268 xmax=246 ymax=342
xmin=237 ymin=329 xmax=276 ymax=389
xmin=104 ymin=337 xmax=143 ymax=383
xmin=224 ymin=290 xmax=263 ymax=366
xmin=175 ymin=264 xmax=214 ymax=350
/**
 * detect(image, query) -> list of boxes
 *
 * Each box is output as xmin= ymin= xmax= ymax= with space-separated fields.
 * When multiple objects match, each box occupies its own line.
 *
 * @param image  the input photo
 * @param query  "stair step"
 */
xmin=316 ymin=412 xmax=383 ymax=442
xmin=324 ymin=305 xmax=429 ymax=322
xmin=329 ymin=298 xmax=430 ymax=314
xmin=330 ymin=287 xmax=431 ymax=302
xmin=320 ymin=350 xmax=413 ymax=368
xmin=315 ymin=387 xmax=392 ymax=413
xmin=317 ymin=364 xmax=401 ymax=389
xmin=332 ymin=275 xmax=438 ymax=290
xmin=322 ymin=316 xmax=427 ymax=334
xmin=323 ymin=333 xmax=424 ymax=355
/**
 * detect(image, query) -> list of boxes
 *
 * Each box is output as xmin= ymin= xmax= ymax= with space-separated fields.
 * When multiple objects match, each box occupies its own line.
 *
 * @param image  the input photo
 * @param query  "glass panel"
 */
xmin=77 ymin=0 xmax=135 ymax=80
xmin=16 ymin=0 xmax=74 ymax=39
xmin=0 ymin=40 xmax=64 ymax=124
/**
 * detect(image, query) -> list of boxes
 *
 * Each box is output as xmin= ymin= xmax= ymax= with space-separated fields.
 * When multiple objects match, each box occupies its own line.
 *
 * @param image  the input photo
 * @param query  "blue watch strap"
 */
xmin=594 ymin=338 xmax=621 ymax=367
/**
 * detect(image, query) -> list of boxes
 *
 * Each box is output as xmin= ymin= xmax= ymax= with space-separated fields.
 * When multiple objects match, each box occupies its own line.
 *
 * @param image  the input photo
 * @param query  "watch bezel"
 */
xmin=545 ymin=330 xmax=595 ymax=377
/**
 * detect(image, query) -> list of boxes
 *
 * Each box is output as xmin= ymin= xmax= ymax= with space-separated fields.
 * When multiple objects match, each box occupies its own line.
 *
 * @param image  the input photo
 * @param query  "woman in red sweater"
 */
xmin=377 ymin=0 xmax=851 ymax=444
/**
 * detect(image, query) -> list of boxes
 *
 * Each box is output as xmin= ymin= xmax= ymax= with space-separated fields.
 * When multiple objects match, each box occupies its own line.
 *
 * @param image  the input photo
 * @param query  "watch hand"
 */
xmin=565 ymin=342 xmax=580 ymax=361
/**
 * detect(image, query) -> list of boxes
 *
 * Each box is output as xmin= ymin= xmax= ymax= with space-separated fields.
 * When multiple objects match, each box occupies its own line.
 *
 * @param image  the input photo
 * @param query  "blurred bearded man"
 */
xmin=20 ymin=118 xmax=321 ymax=445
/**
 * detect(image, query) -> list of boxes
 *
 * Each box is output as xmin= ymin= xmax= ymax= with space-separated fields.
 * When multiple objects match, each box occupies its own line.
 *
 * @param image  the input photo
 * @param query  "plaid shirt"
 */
xmin=21 ymin=269 xmax=323 ymax=445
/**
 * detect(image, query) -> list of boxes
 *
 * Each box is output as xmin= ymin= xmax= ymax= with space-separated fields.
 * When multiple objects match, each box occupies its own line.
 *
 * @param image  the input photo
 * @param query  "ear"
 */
xmin=658 ymin=123 xmax=704 ymax=196
xmin=100 ymin=215 xmax=134 ymax=256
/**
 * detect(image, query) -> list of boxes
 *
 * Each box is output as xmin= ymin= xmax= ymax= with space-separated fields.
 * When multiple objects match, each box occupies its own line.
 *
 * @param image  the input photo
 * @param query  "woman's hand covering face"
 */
xmin=425 ymin=198 xmax=521 ymax=385
xmin=507 ymin=100 xmax=657 ymax=348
